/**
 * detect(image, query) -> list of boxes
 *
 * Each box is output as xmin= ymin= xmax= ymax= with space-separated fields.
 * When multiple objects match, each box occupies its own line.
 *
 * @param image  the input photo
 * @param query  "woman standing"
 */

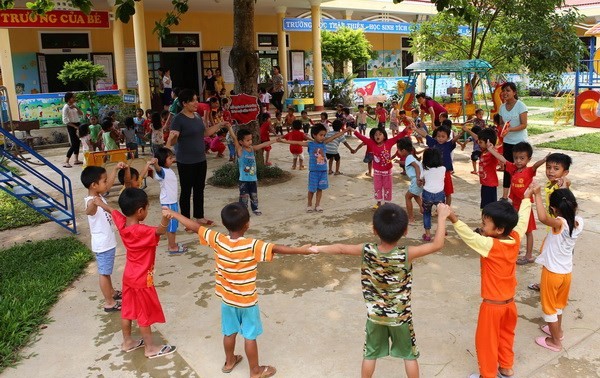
xmin=166 ymin=89 xmax=227 ymax=226
xmin=203 ymin=69 xmax=217 ymax=100
xmin=62 ymin=92 xmax=83 ymax=168
xmin=498 ymin=82 xmax=528 ymax=199
xmin=416 ymin=92 xmax=447 ymax=129
xmin=270 ymin=66 xmax=285 ymax=112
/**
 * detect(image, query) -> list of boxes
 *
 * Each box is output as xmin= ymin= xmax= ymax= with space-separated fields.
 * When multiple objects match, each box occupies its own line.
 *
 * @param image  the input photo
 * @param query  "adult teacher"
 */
xmin=62 ymin=92 xmax=83 ymax=168
xmin=416 ymin=92 xmax=447 ymax=129
xmin=270 ymin=66 xmax=284 ymax=112
xmin=166 ymin=89 xmax=228 ymax=227
xmin=203 ymin=68 xmax=217 ymax=100
xmin=498 ymin=82 xmax=528 ymax=200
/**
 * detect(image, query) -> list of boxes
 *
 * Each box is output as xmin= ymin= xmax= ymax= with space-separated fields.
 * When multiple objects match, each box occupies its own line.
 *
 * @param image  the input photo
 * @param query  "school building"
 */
xmin=0 ymin=0 xmax=599 ymax=124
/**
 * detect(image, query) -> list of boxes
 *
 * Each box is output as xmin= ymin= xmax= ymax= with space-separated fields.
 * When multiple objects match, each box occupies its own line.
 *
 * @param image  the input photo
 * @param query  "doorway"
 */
xmin=44 ymin=54 xmax=89 ymax=93
xmin=259 ymin=52 xmax=278 ymax=86
xmin=161 ymin=52 xmax=200 ymax=95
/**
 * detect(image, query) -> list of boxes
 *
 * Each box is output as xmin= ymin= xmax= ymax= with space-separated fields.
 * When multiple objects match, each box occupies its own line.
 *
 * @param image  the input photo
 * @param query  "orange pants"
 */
xmin=540 ymin=266 xmax=571 ymax=322
xmin=475 ymin=301 xmax=517 ymax=378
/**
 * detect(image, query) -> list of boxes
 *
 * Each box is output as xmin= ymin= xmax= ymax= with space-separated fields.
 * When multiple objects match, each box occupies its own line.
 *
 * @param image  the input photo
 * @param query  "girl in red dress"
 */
xmin=94 ymin=188 xmax=176 ymax=359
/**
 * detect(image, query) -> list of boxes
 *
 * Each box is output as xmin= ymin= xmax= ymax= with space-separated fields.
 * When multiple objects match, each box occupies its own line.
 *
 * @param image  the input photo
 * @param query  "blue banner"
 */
xmin=283 ymin=18 xmax=472 ymax=36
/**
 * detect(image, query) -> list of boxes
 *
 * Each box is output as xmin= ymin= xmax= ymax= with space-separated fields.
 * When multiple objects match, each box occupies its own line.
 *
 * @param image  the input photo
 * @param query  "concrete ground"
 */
xmin=2 ymin=125 xmax=600 ymax=378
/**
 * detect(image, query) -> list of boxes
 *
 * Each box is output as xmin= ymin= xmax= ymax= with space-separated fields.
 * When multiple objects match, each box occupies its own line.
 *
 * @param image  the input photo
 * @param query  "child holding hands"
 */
xmin=310 ymin=202 xmax=451 ymax=378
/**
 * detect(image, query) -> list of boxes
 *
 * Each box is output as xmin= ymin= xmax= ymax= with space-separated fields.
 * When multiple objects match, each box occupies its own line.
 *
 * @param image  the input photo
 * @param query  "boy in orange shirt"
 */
xmin=163 ymin=203 xmax=314 ymax=378
xmin=448 ymin=198 xmax=532 ymax=378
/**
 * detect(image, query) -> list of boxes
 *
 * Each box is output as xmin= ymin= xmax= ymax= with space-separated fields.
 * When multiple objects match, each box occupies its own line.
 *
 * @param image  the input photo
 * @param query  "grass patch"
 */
xmin=521 ymin=96 xmax=556 ymax=108
xmin=0 ymin=237 xmax=93 ymax=372
xmin=526 ymin=124 xmax=571 ymax=136
xmin=208 ymin=162 xmax=291 ymax=187
xmin=537 ymin=132 xmax=600 ymax=154
xmin=528 ymin=111 xmax=555 ymax=121
xmin=0 ymin=191 xmax=49 ymax=231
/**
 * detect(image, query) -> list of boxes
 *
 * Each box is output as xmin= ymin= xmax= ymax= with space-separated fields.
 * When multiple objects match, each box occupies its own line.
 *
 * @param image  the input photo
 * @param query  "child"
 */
xmin=335 ymin=103 xmax=344 ymax=121
xmin=420 ymin=148 xmax=446 ymax=241
xmin=352 ymin=124 xmax=412 ymax=208
xmin=279 ymin=123 xmax=345 ymax=212
xmin=491 ymin=113 xmax=505 ymax=171
xmin=79 ymin=123 xmax=93 ymax=166
xmin=94 ymin=188 xmax=176 ymax=358
xmin=414 ymin=125 xmax=461 ymax=206
xmin=469 ymin=108 xmax=487 ymax=129
xmin=459 ymin=125 xmax=483 ymax=174
xmin=161 ymin=110 xmax=170 ymax=144
xmin=101 ymin=118 xmax=121 ymax=152
xmin=163 ymin=202 xmax=314 ymax=377
xmin=529 ymin=183 xmax=582 ymax=353
xmin=411 ymin=108 xmax=426 ymax=145
xmin=229 ymin=127 xmax=277 ymax=215
xmin=81 ymin=164 xmax=127 ymax=312
xmin=133 ymin=108 xmax=146 ymax=154
xmin=150 ymin=111 xmax=164 ymax=156
xmin=355 ymin=104 xmax=368 ymax=135
xmin=122 ymin=117 xmax=138 ymax=158
xmin=448 ymin=198 xmax=532 ymax=378
xmin=284 ymin=106 xmax=295 ymax=133
xmin=210 ymin=128 xmax=227 ymax=158
xmin=351 ymin=128 xmax=378 ymax=177
xmin=273 ymin=110 xmax=284 ymax=136
xmin=151 ymin=148 xmax=186 ymax=254
xmin=143 ymin=109 xmax=153 ymax=134
xmin=118 ymin=161 xmax=153 ymax=190
xmin=343 ymin=107 xmax=356 ymax=136
xmin=225 ymin=121 xmax=239 ymax=162
xmin=486 ymin=141 xmax=546 ymax=263
xmin=389 ymin=100 xmax=400 ymax=137
xmin=325 ymin=119 xmax=353 ymax=175
xmin=310 ymin=203 xmax=451 ymax=378
xmin=259 ymin=87 xmax=271 ymax=112
xmin=320 ymin=111 xmax=331 ymax=130
xmin=396 ymin=137 xmax=423 ymax=223
xmin=283 ymin=119 xmax=307 ymax=170
xmin=462 ymin=128 xmax=499 ymax=209
xmin=372 ymin=102 xmax=388 ymax=129
xmin=544 ymin=153 xmax=572 ymax=204
xmin=300 ymin=110 xmax=313 ymax=134
xmin=89 ymin=115 xmax=103 ymax=151
xmin=259 ymin=113 xmax=275 ymax=166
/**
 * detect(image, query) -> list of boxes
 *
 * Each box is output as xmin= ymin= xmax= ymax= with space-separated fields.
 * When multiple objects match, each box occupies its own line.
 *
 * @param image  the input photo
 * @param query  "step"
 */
xmin=51 ymin=210 xmax=73 ymax=222
xmin=32 ymin=198 xmax=55 ymax=209
xmin=12 ymin=184 xmax=35 ymax=196
xmin=0 ymin=170 xmax=13 ymax=182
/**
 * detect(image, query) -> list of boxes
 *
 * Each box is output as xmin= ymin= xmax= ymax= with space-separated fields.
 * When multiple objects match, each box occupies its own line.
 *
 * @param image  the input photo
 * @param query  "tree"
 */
xmin=58 ymin=59 xmax=107 ymax=114
xmin=396 ymin=0 xmax=586 ymax=90
xmin=230 ymin=0 xmax=259 ymax=96
xmin=321 ymin=27 xmax=376 ymax=78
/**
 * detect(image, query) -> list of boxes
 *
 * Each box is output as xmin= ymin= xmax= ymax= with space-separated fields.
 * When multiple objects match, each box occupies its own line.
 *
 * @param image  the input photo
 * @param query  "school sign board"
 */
xmin=0 ymin=9 xmax=110 ymax=29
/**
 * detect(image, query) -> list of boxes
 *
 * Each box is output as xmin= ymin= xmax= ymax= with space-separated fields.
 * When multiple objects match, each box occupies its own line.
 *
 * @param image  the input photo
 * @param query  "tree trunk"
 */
xmin=230 ymin=0 xmax=259 ymax=97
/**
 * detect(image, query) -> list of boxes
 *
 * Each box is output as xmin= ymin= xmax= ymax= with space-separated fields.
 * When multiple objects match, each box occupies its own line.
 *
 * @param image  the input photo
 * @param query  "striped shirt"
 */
xmin=198 ymin=226 xmax=274 ymax=307
xmin=325 ymin=130 xmax=346 ymax=154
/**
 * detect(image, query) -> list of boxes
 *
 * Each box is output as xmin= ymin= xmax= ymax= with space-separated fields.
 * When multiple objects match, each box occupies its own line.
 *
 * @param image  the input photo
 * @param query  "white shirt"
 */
xmin=260 ymin=93 xmax=272 ymax=103
xmin=536 ymin=216 xmax=583 ymax=274
xmin=62 ymin=104 xmax=80 ymax=124
xmin=80 ymin=135 xmax=91 ymax=152
xmin=422 ymin=166 xmax=446 ymax=193
xmin=155 ymin=167 xmax=178 ymax=205
xmin=84 ymin=196 xmax=116 ymax=253
xmin=162 ymin=75 xmax=172 ymax=89
xmin=499 ymin=100 xmax=528 ymax=144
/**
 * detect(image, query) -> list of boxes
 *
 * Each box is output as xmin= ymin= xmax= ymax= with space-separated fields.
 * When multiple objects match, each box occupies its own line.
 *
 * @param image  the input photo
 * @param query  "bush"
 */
xmin=208 ymin=162 xmax=288 ymax=187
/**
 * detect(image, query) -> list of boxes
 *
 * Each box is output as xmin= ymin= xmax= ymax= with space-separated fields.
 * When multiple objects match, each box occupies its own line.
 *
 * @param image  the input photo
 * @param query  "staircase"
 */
xmin=0 ymin=87 xmax=77 ymax=234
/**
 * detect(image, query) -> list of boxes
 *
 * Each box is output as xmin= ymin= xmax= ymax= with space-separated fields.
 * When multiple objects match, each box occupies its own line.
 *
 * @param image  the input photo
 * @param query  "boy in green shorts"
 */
xmin=310 ymin=202 xmax=451 ymax=378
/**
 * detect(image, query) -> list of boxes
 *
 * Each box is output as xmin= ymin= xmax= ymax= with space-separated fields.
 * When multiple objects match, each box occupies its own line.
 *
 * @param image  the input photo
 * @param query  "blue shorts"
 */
xmin=95 ymin=248 xmax=116 ymax=275
xmin=308 ymin=170 xmax=328 ymax=192
xmin=221 ymin=302 xmax=263 ymax=340
xmin=408 ymin=178 xmax=422 ymax=196
xmin=162 ymin=203 xmax=179 ymax=232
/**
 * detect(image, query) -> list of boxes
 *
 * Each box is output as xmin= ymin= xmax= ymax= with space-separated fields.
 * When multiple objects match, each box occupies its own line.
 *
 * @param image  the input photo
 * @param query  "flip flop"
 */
xmin=516 ymin=257 xmax=535 ymax=265
xmin=528 ymin=283 xmax=540 ymax=291
xmin=73 ymin=161 xmax=83 ymax=165
xmin=198 ymin=219 xmax=215 ymax=226
xmin=541 ymin=325 xmax=564 ymax=340
xmin=497 ymin=372 xmax=513 ymax=378
xmin=104 ymin=301 xmax=121 ymax=312
xmin=222 ymin=355 xmax=243 ymax=373
xmin=251 ymin=365 xmax=276 ymax=378
xmin=112 ymin=290 xmax=122 ymax=300
xmin=147 ymin=344 xmax=177 ymax=359
xmin=315 ymin=206 xmax=323 ymax=212
xmin=306 ymin=206 xmax=314 ymax=213
xmin=63 ymin=164 xmax=72 ymax=168
xmin=123 ymin=339 xmax=144 ymax=353
xmin=168 ymin=245 xmax=188 ymax=255
xmin=535 ymin=336 xmax=561 ymax=352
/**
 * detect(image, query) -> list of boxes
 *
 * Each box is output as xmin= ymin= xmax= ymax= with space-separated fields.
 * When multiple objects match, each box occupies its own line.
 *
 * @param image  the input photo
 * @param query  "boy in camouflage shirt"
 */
xmin=311 ymin=203 xmax=451 ymax=378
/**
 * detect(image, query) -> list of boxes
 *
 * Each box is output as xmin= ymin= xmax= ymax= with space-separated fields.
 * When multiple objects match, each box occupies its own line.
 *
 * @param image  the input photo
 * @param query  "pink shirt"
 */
xmin=354 ymin=129 xmax=409 ymax=171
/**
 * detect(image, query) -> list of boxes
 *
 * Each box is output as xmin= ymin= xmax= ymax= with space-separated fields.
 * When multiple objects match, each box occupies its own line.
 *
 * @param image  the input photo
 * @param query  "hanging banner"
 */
xmin=0 ymin=9 xmax=110 ymax=29
xmin=230 ymin=94 xmax=260 ymax=124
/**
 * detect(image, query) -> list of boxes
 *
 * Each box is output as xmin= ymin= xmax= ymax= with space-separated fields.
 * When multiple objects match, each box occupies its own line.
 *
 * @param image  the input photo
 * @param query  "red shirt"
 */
xmin=478 ymin=151 xmax=499 ymax=187
xmin=375 ymin=107 xmax=388 ymax=122
xmin=259 ymin=121 xmax=272 ymax=142
xmin=284 ymin=130 xmax=305 ymax=154
xmin=504 ymin=162 xmax=535 ymax=207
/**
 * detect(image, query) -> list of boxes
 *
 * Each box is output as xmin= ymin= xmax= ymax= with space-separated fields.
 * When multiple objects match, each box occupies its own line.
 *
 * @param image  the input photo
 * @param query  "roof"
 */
xmin=404 ymin=59 xmax=493 ymax=73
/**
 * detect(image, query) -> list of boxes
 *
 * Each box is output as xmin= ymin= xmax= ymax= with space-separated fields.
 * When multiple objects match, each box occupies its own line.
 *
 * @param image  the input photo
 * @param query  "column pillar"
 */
xmin=0 ymin=29 xmax=19 ymax=120
xmin=132 ymin=1 xmax=151 ymax=109
xmin=343 ymin=10 xmax=353 ymax=77
xmin=275 ymin=6 xmax=288 ymax=99
xmin=309 ymin=0 xmax=324 ymax=110
xmin=112 ymin=7 xmax=127 ymax=91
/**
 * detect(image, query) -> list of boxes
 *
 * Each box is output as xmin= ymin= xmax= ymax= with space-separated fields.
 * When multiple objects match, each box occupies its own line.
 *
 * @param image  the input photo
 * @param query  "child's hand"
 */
xmin=116 ymin=162 xmax=127 ymax=169
xmin=300 ymin=244 xmax=316 ymax=254
xmin=436 ymin=203 xmax=452 ymax=219
xmin=417 ymin=178 xmax=424 ymax=187
xmin=149 ymin=158 xmax=158 ymax=165
xmin=276 ymin=137 xmax=282 ymax=142
xmin=161 ymin=206 xmax=173 ymax=219
xmin=308 ymin=245 xmax=319 ymax=254
xmin=556 ymin=177 xmax=570 ymax=188
xmin=486 ymin=141 xmax=495 ymax=150
xmin=91 ymin=196 xmax=103 ymax=206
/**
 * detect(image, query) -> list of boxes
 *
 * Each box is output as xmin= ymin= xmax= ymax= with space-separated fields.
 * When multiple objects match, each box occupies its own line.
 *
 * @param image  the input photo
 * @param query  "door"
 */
xmin=44 ymin=54 xmax=89 ymax=93
xmin=161 ymin=52 xmax=200 ymax=95
xmin=36 ymin=53 xmax=48 ymax=93
xmin=258 ymin=52 xmax=278 ymax=86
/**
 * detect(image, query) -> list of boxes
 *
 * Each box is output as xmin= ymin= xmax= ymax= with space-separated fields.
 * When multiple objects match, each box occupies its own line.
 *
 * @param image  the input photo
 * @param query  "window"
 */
xmin=160 ymin=33 xmax=202 ymax=52
xmin=39 ymin=32 xmax=91 ymax=53
xmin=201 ymin=51 xmax=220 ymax=73
xmin=257 ymin=33 xmax=289 ymax=50
xmin=147 ymin=52 xmax=162 ymax=94
xmin=354 ymin=63 xmax=367 ymax=78
xmin=401 ymin=38 xmax=414 ymax=76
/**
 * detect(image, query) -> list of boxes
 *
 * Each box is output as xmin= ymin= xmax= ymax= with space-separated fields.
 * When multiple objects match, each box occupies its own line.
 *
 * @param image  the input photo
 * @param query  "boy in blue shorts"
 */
xmin=279 ymin=123 xmax=344 ymax=212
xmin=81 ymin=163 xmax=126 ymax=312
xmin=310 ymin=203 xmax=451 ymax=378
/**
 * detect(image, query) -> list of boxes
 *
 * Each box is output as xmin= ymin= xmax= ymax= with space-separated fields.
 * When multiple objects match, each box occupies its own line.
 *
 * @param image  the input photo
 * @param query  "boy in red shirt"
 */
xmin=462 ymin=127 xmax=499 ymax=209
xmin=486 ymin=141 xmax=546 ymax=264
xmin=370 ymin=102 xmax=388 ymax=129
xmin=283 ymin=119 xmax=308 ymax=170
xmin=259 ymin=113 xmax=275 ymax=166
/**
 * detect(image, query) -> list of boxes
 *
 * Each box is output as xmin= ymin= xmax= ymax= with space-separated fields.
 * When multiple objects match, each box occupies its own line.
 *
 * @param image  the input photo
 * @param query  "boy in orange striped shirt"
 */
xmin=164 ymin=203 xmax=313 ymax=378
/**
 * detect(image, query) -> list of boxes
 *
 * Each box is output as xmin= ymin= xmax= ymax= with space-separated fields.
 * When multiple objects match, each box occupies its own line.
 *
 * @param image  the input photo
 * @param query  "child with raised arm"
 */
xmin=81 ymin=164 xmax=127 ymax=312
xmin=352 ymin=124 xmax=412 ymax=209
xmin=458 ymin=125 xmax=483 ymax=174
xmin=283 ymin=119 xmax=307 ymax=170
xmin=528 ymin=183 xmax=583 ymax=353
xmin=310 ymin=203 xmax=451 ymax=378
xmin=94 ymin=188 xmax=176 ymax=359
xmin=259 ymin=112 xmax=275 ymax=166
xmin=284 ymin=106 xmax=295 ymax=133
xmin=448 ymin=197 xmax=532 ymax=378
xmin=486 ymin=141 xmax=546 ymax=264
xmin=326 ymin=119 xmax=353 ymax=175
xmin=372 ymin=101 xmax=388 ymax=129
xmin=355 ymin=104 xmax=369 ymax=135
xmin=461 ymin=127 xmax=499 ymax=209
xmin=396 ymin=137 xmax=423 ymax=223
xmin=420 ymin=148 xmax=446 ymax=241
xmin=163 ymin=203 xmax=314 ymax=378
xmin=229 ymin=126 xmax=277 ymax=215
xmin=279 ymin=123 xmax=345 ymax=212
xmin=414 ymin=125 xmax=462 ymax=206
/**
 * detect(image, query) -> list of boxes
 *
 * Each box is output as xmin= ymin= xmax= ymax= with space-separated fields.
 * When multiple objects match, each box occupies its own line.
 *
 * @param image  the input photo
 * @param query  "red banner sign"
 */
xmin=230 ymin=94 xmax=260 ymax=124
xmin=0 ymin=9 xmax=110 ymax=29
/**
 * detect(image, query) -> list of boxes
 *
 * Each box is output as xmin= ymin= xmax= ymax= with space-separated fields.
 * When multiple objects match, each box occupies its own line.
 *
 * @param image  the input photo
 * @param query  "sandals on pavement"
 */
xmin=147 ymin=344 xmax=177 ymax=359
xmin=314 ymin=206 xmax=323 ymax=213
xmin=253 ymin=210 xmax=262 ymax=216
xmin=528 ymin=283 xmax=540 ymax=291
xmin=422 ymin=234 xmax=432 ymax=242
xmin=306 ymin=206 xmax=314 ymax=213
xmin=222 ymin=355 xmax=243 ymax=373
xmin=251 ymin=365 xmax=276 ymax=378
xmin=517 ymin=256 xmax=535 ymax=265
xmin=123 ymin=339 xmax=144 ymax=353
xmin=541 ymin=324 xmax=564 ymax=340
xmin=104 ymin=301 xmax=121 ymax=312
xmin=63 ymin=164 xmax=72 ymax=168
xmin=73 ymin=161 xmax=83 ymax=165
xmin=168 ymin=245 xmax=188 ymax=255
xmin=112 ymin=290 xmax=122 ymax=300
xmin=535 ymin=336 xmax=561 ymax=352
